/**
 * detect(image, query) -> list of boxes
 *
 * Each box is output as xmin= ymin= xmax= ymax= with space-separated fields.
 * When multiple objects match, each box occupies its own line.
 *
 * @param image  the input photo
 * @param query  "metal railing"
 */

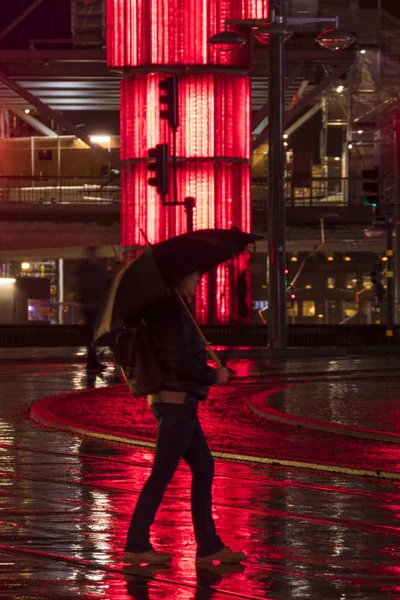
xmin=0 ymin=176 xmax=121 ymax=204
xmin=0 ymin=175 xmax=390 ymax=209
xmin=0 ymin=324 xmax=398 ymax=348
xmin=252 ymin=176 xmax=381 ymax=207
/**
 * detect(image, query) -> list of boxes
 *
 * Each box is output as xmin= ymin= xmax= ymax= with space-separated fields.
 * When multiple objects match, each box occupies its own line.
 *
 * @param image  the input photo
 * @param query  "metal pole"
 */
xmin=58 ymin=135 xmax=61 ymax=203
xmin=184 ymin=196 xmax=195 ymax=233
xmin=172 ymin=129 xmax=178 ymax=206
xmin=58 ymin=258 xmax=64 ymax=325
xmin=267 ymin=3 xmax=287 ymax=349
xmin=394 ymin=116 xmax=400 ymax=323
xmin=31 ymin=136 xmax=35 ymax=179
xmin=386 ymin=213 xmax=394 ymax=341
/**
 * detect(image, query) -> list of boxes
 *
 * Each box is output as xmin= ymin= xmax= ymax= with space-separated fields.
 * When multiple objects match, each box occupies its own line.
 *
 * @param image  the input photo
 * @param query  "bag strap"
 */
xmin=174 ymin=287 xmax=222 ymax=368
xmin=139 ymin=229 xmax=222 ymax=370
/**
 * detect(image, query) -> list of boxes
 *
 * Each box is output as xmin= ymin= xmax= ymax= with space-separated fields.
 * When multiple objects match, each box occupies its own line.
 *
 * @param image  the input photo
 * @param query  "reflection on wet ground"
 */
xmin=2 ymin=351 xmax=400 ymax=598
xmin=266 ymin=376 xmax=400 ymax=434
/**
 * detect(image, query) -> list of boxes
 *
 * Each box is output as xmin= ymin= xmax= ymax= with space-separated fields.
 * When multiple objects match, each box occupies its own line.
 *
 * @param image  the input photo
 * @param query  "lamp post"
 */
xmin=255 ymin=7 xmax=290 ymax=349
xmin=209 ymin=12 xmax=355 ymax=349
xmin=386 ymin=213 xmax=394 ymax=341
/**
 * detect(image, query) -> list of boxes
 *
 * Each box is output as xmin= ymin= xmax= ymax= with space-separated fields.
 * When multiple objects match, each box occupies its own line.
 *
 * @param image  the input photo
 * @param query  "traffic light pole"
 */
xmin=184 ymin=197 xmax=195 ymax=232
xmin=386 ymin=213 xmax=394 ymax=341
xmin=172 ymin=129 xmax=178 ymax=205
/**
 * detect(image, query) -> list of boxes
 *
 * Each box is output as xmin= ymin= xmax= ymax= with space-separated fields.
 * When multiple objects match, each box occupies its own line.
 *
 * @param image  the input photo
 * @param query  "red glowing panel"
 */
xmin=121 ymin=74 xmax=250 ymax=160
xmin=121 ymin=162 xmax=248 ymax=247
xmin=106 ymin=0 xmax=268 ymax=67
xmin=121 ymin=160 xmax=249 ymax=324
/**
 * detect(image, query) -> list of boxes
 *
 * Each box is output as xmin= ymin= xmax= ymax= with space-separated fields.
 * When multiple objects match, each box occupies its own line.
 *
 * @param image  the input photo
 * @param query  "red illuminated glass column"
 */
xmin=107 ymin=0 xmax=269 ymax=322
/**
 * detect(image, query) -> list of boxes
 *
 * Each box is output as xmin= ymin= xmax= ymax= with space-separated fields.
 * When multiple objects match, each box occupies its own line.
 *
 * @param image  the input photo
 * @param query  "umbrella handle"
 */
xmin=174 ymin=288 xmax=223 ymax=369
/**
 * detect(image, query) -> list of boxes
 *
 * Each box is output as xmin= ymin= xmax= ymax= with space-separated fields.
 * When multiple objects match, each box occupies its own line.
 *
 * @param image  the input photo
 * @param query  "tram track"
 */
xmin=2 ymin=469 xmax=400 ymax=541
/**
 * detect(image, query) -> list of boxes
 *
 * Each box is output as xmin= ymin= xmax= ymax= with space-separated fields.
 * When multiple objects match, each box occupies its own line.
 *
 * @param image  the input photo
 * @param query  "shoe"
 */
xmin=123 ymin=550 xmax=172 ymax=565
xmin=196 ymin=546 xmax=246 ymax=565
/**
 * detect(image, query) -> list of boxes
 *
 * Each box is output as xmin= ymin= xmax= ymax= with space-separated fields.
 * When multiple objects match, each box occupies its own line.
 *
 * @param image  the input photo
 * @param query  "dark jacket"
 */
xmin=145 ymin=295 xmax=217 ymax=399
xmin=78 ymin=260 xmax=108 ymax=315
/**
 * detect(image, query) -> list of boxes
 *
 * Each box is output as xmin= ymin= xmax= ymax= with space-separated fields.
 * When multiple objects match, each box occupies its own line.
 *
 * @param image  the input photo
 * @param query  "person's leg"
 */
xmin=86 ymin=341 xmax=99 ymax=367
xmin=125 ymin=403 xmax=197 ymax=553
xmin=183 ymin=417 xmax=224 ymax=558
xmin=84 ymin=310 xmax=102 ymax=368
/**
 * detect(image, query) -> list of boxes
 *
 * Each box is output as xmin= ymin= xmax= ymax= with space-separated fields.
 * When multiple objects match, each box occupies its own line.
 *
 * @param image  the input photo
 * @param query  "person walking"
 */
xmin=78 ymin=247 xmax=108 ymax=371
xmin=123 ymin=271 xmax=246 ymax=566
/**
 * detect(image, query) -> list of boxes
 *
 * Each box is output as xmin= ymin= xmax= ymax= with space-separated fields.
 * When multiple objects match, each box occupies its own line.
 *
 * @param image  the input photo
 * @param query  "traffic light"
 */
xmin=159 ymin=76 xmax=179 ymax=131
xmin=362 ymin=168 xmax=379 ymax=208
xmin=286 ymin=283 xmax=296 ymax=307
xmin=284 ymin=268 xmax=289 ymax=288
xmin=148 ymin=144 xmax=168 ymax=197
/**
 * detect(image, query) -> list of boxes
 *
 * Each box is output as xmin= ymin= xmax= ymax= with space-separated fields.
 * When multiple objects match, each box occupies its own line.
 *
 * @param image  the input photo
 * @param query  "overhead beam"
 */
xmin=0 ymin=64 xmax=117 ymax=79
xmin=252 ymin=62 xmax=352 ymax=151
xmin=250 ymin=49 xmax=356 ymax=77
xmin=3 ymin=104 xmax=119 ymax=111
xmin=252 ymin=64 xmax=302 ymax=134
xmin=11 ymin=108 xmax=58 ymax=137
xmin=0 ymin=0 xmax=48 ymax=44
xmin=0 ymin=49 xmax=106 ymax=62
xmin=289 ymin=78 xmax=309 ymax=108
xmin=0 ymin=69 xmax=120 ymax=168
xmin=0 ymin=47 xmax=357 ymax=65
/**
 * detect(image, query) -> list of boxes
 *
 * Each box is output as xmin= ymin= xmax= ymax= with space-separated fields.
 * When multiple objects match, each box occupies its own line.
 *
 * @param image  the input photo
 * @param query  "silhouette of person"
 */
xmin=78 ymin=246 xmax=108 ymax=370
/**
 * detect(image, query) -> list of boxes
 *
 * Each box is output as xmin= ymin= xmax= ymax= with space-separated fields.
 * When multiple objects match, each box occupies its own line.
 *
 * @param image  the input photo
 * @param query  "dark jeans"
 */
xmin=125 ymin=400 xmax=224 ymax=558
xmin=83 ymin=309 xmax=101 ymax=367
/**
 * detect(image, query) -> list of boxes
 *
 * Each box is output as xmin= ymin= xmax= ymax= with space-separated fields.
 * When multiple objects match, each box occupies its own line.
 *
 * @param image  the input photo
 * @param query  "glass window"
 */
xmin=287 ymin=301 xmax=299 ymax=317
xmin=302 ymin=301 xmax=316 ymax=317
xmin=362 ymin=274 xmax=373 ymax=289
xmin=327 ymin=277 xmax=335 ymax=289
xmin=345 ymin=273 xmax=357 ymax=290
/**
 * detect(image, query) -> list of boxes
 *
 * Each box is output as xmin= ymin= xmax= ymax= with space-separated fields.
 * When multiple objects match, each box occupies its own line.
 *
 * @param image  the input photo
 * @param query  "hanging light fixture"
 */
xmin=316 ymin=29 xmax=356 ymax=51
xmin=254 ymin=21 xmax=292 ymax=45
xmin=207 ymin=31 xmax=246 ymax=52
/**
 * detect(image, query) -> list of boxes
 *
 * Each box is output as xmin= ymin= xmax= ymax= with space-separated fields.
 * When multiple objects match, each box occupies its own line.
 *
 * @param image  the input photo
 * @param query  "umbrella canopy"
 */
xmin=94 ymin=228 xmax=262 ymax=343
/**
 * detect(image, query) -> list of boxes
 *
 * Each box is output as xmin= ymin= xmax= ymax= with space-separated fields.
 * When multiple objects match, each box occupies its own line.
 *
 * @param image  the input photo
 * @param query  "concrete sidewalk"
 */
xmin=2 ymin=352 xmax=400 ymax=598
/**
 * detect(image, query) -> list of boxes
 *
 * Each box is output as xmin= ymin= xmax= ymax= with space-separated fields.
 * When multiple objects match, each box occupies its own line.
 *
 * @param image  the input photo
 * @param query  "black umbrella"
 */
xmin=94 ymin=228 xmax=262 ymax=343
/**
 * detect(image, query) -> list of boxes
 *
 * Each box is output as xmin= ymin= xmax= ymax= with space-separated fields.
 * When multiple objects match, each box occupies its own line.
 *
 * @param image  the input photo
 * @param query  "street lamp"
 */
xmin=253 ymin=21 xmax=292 ymax=44
xmin=209 ymin=8 xmax=355 ymax=350
xmin=208 ymin=8 xmax=290 ymax=349
xmin=207 ymin=31 xmax=246 ymax=51
xmin=261 ymin=10 xmax=289 ymax=350
xmin=316 ymin=29 xmax=356 ymax=51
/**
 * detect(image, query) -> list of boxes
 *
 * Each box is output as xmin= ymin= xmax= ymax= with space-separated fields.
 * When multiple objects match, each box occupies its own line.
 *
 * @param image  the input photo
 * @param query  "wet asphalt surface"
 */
xmin=2 ymin=349 xmax=400 ymax=598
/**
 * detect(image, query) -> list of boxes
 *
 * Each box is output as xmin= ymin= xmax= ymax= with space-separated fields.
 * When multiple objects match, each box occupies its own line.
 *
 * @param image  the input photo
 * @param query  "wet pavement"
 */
xmin=3 ymin=349 xmax=400 ymax=598
xmin=265 ymin=369 xmax=400 ymax=435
